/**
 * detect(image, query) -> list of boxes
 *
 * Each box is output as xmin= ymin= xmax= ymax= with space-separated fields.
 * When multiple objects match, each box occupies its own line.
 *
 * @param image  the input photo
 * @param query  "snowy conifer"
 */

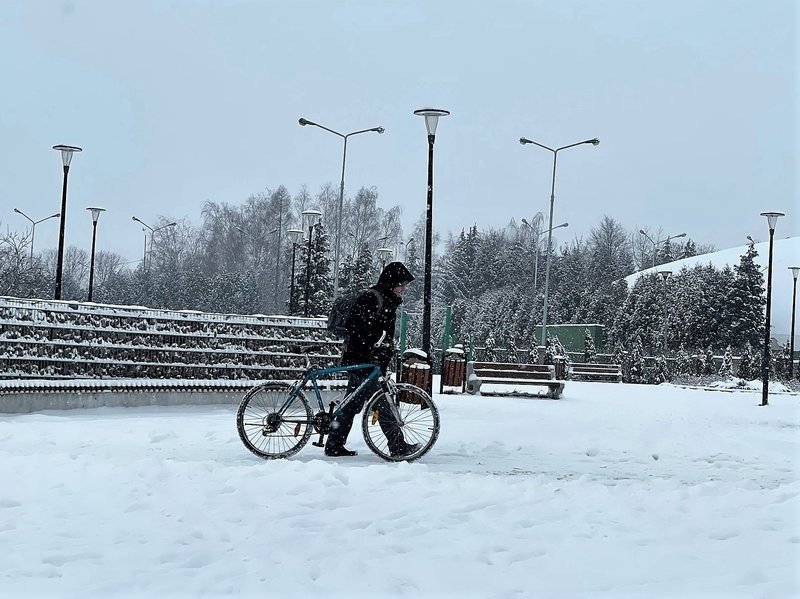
xmin=718 ymin=345 xmax=734 ymax=378
xmin=629 ymin=336 xmax=645 ymax=384
xmin=674 ymin=345 xmax=690 ymax=376
xmin=483 ymin=332 xmax=497 ymax=362
xmin=736 ymin=342 xmax=755 ymax=379
xmin=704 ymin=346 xmax=716 ymax=376
xmin=584 ymin=328 xmax=597 ymax=363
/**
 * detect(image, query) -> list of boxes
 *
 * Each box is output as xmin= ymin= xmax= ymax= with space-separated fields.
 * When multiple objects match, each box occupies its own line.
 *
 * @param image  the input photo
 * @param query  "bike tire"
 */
xmin=361 ymin=383 xmax=440 ymax=462
xmin=236 ymin=382 xmax=313 ymax=460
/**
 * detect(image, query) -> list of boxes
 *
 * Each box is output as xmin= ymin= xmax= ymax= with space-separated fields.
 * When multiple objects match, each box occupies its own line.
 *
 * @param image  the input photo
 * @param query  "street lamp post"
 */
xmin=132 ymin=217 xmax=177 ymax=269
xmin=377 ymin=247 xmax=394 ymax=269
xmin=13 ymin=208 xmax=60 ymax=260
xmin=414 ymin=108 xmax=450 ymax=362
xmin=52 ymin=144 xmax=82 ymax=299
xmin=788 ymin=266 xmax=799 ymax=380
xmin=519 ymin=136 xmax=599 ymax=349
xmin=658 ymin=270 xmax=672 ymax=354
xmin=287 ymin=228 xmax=304 ymax=315
xmin=86 ymin=207 xmax=106 ymax=302
xmin=639 ymin=230 xmax=687 ymax=268
xmin=760 ymin=211 xmax=784 ymax=406
xmin=301 ymin=209 xmax=322 ymax=317
xmin=521 ymin=219 xmax=568 ymax=289
xmin=298 ymin=117 xmax=384 ymax=302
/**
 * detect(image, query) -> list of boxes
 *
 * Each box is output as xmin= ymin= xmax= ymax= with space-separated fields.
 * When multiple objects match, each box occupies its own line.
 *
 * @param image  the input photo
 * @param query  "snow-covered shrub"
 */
xmin=718 ymin=345 xmax=734 ymax=378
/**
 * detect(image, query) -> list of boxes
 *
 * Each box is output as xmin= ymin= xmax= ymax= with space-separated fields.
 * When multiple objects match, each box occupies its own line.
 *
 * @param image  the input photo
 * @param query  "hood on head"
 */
xmin=376 ymin=261 xmax=415 ymax=290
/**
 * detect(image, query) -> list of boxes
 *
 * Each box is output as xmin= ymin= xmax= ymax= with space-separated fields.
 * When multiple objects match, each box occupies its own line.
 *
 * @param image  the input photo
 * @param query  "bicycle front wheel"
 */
xmin=236 ymin=382 xmax=313 ymax=460
xmin=361 ymin=383 xmax=440 ymax=462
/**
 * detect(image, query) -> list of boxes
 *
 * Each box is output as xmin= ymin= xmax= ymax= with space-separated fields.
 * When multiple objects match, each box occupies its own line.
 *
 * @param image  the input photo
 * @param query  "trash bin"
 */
xmin=400 ymin=349 xmax=432 ymax=401
xmin=553 ymin=356 xmax=567 ymax=380
xmin=441 ymin=346 xmax=466 ymax=392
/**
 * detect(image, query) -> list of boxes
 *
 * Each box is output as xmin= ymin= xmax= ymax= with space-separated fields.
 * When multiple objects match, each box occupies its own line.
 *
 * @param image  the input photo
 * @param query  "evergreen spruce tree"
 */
xmin=611 ymin=341 xmax=629 ymax=381
xmin=584 ymin=328 xmax=597 ymax=363
xmin=718 ymin=345 xmax=734 ymax=378
xmin=652 ymin=354 xmax=668 ymax=384
xmin=506 ymin=333 xmax=518 ymax=364
xmin=775 ymin=341 xmax=791 ymax=381
xmin=629 ymin=336 xmax=645 ymax=384
xmin=737 ymin=342 xmax=755 ymax=379
xmin=527 ymin=338 xmax=538 ymax=364
xmin=704 ymin=346 xmax=716 ymax=376
xmin=483 ymin=332 xmax=497 ymax=361
xmin=726 ymin=244 xmax=766 ymax=350
xmin=693 ymin=349 xmax=706 ymax=377
xmin=675 ymin=344 xmax=692 ymax=376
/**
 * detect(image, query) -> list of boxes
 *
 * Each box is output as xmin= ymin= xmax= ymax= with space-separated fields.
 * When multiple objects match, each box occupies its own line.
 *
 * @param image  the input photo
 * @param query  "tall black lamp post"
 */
xmin=86 ymin=207 xmax=106 ymax=302
xmin=658 ymin=270 xmax=672 ymax=353
xmin=13 ymin=208 xmax=60 ymax=260
xmin=301 ymin=209 xmax=322 ymax=316
xmin=287 ymin=228 xmax=304 ymax=315
xmin=788 ymin=266 xmax=799 ymax=380
xmin=53 ymin=144 xmax=82 ymax=299
xmin=414 ymin=108 xmax=449 ymax=361
xmin=298 ymin=117 xmax=384 ymax=302
xmin=519 ymin=136 xmax=598 ymax=350
xmin=759 ymin=211 xmax=784 ymax=406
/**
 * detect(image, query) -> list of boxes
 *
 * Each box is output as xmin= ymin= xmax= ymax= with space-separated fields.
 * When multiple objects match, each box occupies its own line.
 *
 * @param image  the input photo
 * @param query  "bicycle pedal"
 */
xmin=312 ymin=441 xmax=324 ymax=448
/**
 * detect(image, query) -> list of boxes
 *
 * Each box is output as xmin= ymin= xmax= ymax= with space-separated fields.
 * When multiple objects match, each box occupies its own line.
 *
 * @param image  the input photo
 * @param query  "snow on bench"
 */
xmin=466 ymin=361 xmax=565 ymax=399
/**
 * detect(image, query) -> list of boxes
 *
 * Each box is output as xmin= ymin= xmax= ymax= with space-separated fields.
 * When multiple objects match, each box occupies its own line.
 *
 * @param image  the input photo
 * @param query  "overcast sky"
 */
xmin=0 ymin=0 xmax=796 ymax=264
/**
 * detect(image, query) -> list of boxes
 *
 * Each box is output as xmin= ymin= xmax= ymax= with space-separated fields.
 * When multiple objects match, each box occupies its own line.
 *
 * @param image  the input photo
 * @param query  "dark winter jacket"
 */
xmin=341 ymin=261 xmax=415 ymax=367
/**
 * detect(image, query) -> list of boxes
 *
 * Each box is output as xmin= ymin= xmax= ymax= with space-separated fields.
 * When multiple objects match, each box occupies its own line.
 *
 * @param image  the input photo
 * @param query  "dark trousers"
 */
xmin=325 ymin=370 xmax=404 ymax=453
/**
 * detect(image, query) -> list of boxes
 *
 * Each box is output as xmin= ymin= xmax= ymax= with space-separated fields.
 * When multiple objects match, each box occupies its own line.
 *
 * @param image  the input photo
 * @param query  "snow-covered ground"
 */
xmin=1 ymin=381 xmax=798 ymax=598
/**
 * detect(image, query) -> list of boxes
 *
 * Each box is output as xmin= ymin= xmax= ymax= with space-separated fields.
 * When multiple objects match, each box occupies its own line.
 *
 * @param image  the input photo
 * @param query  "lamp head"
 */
xmin=13 ymin=208 xmax=21 ymax=214
xmin=414 ymin=108 xmax=450 ymax=136
xmin=374 ymin=127 xmax=385 ymax=134
xmin=638 ymin=229 xmax=646 ymax=235
xmin=86 ymin=206 xmax=106 ymax=223
xmin=53 ymin=144 xmax=83 ymax=167
xmin=587 ymin=138 xmax=600 ymax=146
xmin=519 ymin=137 xmax=533 ymax=145
xmin=760 ymin=211 xmax=785 ymax=231
xmin=298 ymin=118 xmax=310 ymax=126
xmin=789 ymin=266 xmax=800 ymax=281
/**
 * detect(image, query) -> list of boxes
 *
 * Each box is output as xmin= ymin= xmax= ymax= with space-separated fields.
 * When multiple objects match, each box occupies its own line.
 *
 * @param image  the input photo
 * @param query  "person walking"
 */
xmin=325 ymin=261 xmax=418 ymax=458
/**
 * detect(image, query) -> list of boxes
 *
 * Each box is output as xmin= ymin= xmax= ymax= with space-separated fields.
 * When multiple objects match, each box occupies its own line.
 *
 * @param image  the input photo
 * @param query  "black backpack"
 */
xmin=327 ymin=289 xmax=382 ymax=339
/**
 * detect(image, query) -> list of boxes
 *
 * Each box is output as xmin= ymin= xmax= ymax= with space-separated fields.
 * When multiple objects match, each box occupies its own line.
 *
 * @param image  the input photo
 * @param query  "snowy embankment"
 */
xmin=1 ymin=382 xmax=798 ymax=597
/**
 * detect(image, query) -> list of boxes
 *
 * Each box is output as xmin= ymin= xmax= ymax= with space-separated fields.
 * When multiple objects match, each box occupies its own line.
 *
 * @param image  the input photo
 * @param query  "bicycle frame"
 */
xmin=279 ymin=362 xmax=397 ymax=422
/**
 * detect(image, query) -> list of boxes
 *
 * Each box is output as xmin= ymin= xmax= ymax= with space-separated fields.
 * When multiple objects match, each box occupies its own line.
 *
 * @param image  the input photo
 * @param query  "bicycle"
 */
xmin=235 ymin=341 xmax=440 ymax=462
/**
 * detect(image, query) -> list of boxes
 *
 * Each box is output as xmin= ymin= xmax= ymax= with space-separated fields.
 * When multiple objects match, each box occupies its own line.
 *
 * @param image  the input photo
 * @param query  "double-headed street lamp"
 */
xmin=131 ymin=216 xmax=177 ymax=269
xmin=13 ymin=208 xmax=60 ymax=259
xmin=414 ymin=108 xmax=450 ymax=362
xmin=521 ymin=219 xmax=568 ymax=289
xmin=639 ymin=230 xmax=687 ymax=268
xmin=86 ymin=207 xmax=106 ymax=302
xmin=287 ymin=228 xmax=304 ymax=315
xmin=759 ymin=211 xmax=784 ymax=406
xmin=301 ymin=209 xmax=322 ymax=317
xmin=298 ymin=117 xmax=384 ymax=302
xmin=788 ymin=266 xmax=799 ymax=380
xmin=53 ymin=144 xmax=82 ymax=300
xmin=519 ymin=136 xmax=599 ymax=349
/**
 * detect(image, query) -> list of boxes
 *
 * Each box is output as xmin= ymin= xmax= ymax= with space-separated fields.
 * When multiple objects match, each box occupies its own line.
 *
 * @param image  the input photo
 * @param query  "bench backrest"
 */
xmin=470 ymin=361 xmax=555 ymax=380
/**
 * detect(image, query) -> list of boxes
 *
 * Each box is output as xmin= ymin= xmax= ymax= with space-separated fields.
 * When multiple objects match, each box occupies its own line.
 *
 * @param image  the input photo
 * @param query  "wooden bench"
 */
xmin=569 ymin=362 xmax=622 ymax=382
xmin=466 ymin=361 xmax=565 ymax=399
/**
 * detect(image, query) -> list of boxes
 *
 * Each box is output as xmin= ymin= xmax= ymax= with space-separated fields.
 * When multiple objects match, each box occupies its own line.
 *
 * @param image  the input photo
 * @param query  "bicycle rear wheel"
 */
xmin=361 ymin=383 xmax=440 ymax=462
xmin=236 ymin=382 xmax=313 ymax=460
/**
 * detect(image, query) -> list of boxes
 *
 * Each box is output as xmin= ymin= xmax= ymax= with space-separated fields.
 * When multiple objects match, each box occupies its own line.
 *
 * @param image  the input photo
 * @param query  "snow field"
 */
xmin=0 ymin=381 xmax=798 ymax=597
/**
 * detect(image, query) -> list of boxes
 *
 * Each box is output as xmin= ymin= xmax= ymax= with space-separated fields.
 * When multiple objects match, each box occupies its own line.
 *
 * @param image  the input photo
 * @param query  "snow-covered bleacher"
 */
xmin=0 ymin=296 xmax=342 ymax=380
